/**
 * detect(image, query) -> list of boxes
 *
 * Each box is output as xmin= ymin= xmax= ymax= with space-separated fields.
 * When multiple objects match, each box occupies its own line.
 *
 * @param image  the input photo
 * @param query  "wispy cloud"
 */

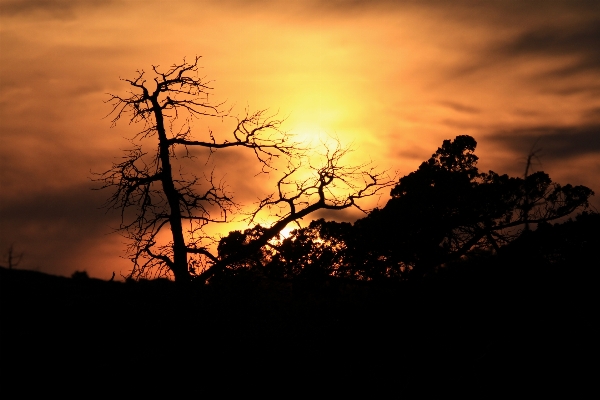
xmin=438 ymin=101 xmax=481 ymax=114
xmin=497 ymin=21 xmax=600 ymax=78
xmin=487 ymin=125 xmax=600 ymax=161
xmin=0 ymin=0 xmax=115 ymax=19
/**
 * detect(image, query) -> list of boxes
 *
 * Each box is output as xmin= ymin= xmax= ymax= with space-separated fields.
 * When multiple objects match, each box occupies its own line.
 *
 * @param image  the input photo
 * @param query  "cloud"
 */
xmin=0 ymin=182 xmax=121 ymax=276
xmin=0 ymin=0 xmax=115 ymax=19
xmin=258 ymin=0 xmax=600 ymax=15
xmin=486 ymin=125 xmax=600 ymax=161
xmin=438 ymin=101 xmax=481 ymax=114
xmin=583 ymin=107 xmax=600 ymax=121
xmin=450 ymin=13 xmax=600 ymax=81
xmin=498 ymin=21 xmax=600 ymax=77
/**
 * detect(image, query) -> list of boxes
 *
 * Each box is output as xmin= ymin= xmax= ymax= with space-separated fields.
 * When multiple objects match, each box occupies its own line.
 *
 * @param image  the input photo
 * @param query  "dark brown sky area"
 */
xmin=1 ymin=0 xmax=599 ymax=279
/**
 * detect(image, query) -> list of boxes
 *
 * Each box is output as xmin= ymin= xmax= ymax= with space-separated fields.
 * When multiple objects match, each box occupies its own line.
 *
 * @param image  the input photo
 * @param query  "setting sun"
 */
xmin=2 ymin=1 xmax=597 ymax=383
xmin=1 ymin=1 xmax=598 ymax=279
xmin=277 ymin=225 xmax=297 ymax=240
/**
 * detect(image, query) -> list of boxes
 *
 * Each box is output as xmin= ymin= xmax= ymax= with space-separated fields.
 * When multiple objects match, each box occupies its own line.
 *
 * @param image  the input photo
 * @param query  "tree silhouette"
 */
xmin=2 ymin=244 xmax=24 ymax=270
xmin=256 ymin=136 xmax=594 ymax=281
xmin=504 ymin=211 xmax=600 ymax=276
xmin=97 ymin=57 xmax=394 ymax=283
xmin=356 ymin=135 xmax=594 ymax=277
xmin=217 ymin=219 xmax=356 ymax=282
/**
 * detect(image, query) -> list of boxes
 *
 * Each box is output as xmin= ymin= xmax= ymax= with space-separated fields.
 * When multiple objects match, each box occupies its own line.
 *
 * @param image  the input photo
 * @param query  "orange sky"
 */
xmin=1 ymin=0 xmax=599 ymax=279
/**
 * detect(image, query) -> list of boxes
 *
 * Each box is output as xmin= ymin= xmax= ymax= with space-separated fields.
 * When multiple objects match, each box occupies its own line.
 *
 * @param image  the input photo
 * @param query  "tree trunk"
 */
xmin=152 ymin=99 xmax=190 ymax=283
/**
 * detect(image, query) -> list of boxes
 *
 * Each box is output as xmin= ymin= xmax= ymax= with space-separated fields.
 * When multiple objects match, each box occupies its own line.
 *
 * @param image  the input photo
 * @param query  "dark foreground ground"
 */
xmin=0 ymin=264 xmax=595 ymax=390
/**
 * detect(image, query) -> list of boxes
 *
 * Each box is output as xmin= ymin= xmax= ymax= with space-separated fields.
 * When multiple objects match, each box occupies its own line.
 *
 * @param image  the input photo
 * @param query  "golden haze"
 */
xmin=1 ymin=1 xmax=598 ymax=278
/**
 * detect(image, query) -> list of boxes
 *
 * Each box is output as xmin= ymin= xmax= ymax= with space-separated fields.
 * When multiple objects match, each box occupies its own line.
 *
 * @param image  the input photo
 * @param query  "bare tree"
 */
xmin=3 ymin=244 xmax=24 ymax=269
xmin=523 ymin=139 xmax=543 ymax=231
xmin=97 ymin=57 xmax=394 ymax=283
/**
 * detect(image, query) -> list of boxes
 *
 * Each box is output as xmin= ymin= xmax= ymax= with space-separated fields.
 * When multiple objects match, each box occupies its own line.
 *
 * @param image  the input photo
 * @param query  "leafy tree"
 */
xmin=259 ymin=135 xmax=594 ymax=281
xmin=263 ymin=219 xmax=354 ymax=281
xmin=97 ymin=57 xmax=393 ymax=283
xmin=360 ymin=135 xmax=594 ymax=277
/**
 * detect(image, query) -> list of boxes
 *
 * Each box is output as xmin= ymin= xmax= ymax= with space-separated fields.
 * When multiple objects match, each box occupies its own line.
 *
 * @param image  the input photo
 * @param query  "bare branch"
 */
xmin=249 ymin=142 xmax=395 ymax=229
xmin=96 ymin=57 xmax=393 ymax=282
xmin=196 ymin=140 xmax=397 ymax=282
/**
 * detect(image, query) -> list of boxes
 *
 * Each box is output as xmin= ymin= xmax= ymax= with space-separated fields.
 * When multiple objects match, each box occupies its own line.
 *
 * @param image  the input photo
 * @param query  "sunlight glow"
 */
xmin=278 ymin=225 xmax=296 ymax=240
xmin=2 ymin=1 xmax=598 ymax=278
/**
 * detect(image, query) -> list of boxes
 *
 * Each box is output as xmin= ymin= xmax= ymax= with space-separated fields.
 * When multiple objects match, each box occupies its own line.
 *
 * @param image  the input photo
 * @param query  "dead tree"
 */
xmin=4 ymin=244 xmax=23 ymax=269
xmin=523 ymin=140 xmax=544 ymax=231
xmin=96 ymin=57 xmax=394 ymax=283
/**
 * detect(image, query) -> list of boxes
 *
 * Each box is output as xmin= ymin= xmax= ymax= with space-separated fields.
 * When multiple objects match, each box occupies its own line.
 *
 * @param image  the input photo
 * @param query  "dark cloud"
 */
xmin=512 ymin=109 xmax=542 ymax=118
xmin=486 ymin=125 xmax=600 ymax=161
xmin=543 ymin=85 xmax=600 ymax=97
xmin=253 ymin=0 xmax=600 ymax=15
xmin=583 ymin=107 xmax=600 ymax=121
xmin=440 ymin=119 xmax=486 ymax=131
xmin=499 ymin=21 xmax=600 ymax=77
xmin=0 ymin=183 xmax=121 ymax=276
xmin=452 ymin=15 xmax=600 ymax=81
xmin=438 ymin=101 xmax=481 ymax=114
xmin=4 ymin=0 xmax=596 ymax=21
xmin=0 ymin=0 xmax=115 ymax=19
xmin=503 ymin=23 xmax=600 ymax=57
xmin=213 ymin=0 xmax=394 ymax=14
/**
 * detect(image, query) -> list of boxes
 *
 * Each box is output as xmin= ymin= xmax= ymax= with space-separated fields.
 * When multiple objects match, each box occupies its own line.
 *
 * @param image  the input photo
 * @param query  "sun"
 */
xmin=291 ymin=123 xmax=339 ymax=149
xmin=278 ymin=225 xmax=296 ymax=240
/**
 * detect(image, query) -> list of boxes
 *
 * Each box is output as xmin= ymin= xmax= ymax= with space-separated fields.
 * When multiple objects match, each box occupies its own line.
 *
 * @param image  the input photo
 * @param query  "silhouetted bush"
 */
xmin=71 ymin=270 xmax=89 ymax=280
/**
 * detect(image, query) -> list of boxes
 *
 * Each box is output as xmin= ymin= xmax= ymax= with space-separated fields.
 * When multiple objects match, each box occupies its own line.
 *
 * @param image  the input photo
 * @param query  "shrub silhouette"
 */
xmin=71 ymin=270 xmax=90 ymax=280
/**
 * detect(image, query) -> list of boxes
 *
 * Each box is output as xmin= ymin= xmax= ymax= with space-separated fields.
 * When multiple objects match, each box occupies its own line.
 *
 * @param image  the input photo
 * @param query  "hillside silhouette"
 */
xmin=2 ymin=135 xmax=597 ymax=387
